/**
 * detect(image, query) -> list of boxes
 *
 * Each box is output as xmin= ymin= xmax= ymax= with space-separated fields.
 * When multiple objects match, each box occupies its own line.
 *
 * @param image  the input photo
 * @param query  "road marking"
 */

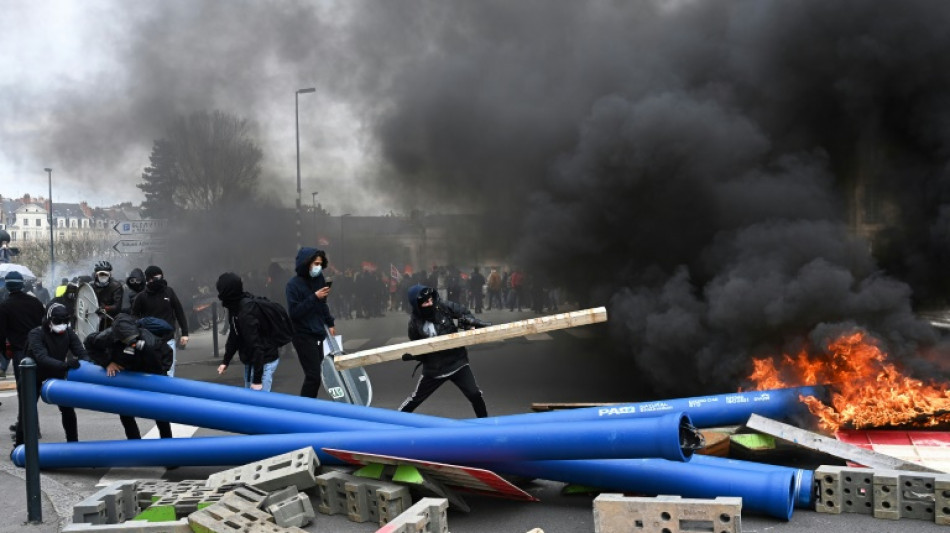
xmin=98 ymin=423 xmax=199 ymax=486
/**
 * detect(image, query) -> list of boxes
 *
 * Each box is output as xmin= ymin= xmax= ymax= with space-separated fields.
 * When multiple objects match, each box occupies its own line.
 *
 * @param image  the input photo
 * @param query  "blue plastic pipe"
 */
xmin=42 ymin=379 xmax=694 ymax=462
xmin=67 ymin=361 xmax=821 ymax=429
xmin=61 ymin=363 xmax=803 ymax=518
xmin=690 ymin=455 xmax=814 ymax=509
xmin=11 ymin=435 xmax=795 ymax=519
xmin=469 ymin=386 xmax=824 ymax=429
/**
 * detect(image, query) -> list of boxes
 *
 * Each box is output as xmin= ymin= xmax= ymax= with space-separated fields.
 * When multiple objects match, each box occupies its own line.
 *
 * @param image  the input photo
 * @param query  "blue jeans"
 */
xmin=244 ymin=359 xmax=279 ymax=392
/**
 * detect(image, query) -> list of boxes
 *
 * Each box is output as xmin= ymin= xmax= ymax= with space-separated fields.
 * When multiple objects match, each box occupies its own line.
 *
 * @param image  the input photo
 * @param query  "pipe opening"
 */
xmin=679 ymin=419 xmax=705 ymax=457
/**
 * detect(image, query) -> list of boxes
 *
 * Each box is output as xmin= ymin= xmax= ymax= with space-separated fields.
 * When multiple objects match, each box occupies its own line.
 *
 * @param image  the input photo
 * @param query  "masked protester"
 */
xmin=398 ymin=284 xmax=491 ymax=418
xmin=216 ymin=272 xmax=281 ymax=392
xmin=83 ymin=313 xmax=173 ymax=440
xmin=285 ymin=247 xmax=336 ymax=398
xmin=0 ymin=271 xmax=45 ymax=420
xmin=91 ymin=261 xmax=124 ymax=331
xmin=120 ymin=268 xmax=145 ymax=314
xmin=13 ymin=303 xmax=85 ymax=446
xmin=131 ymin=265 xmax=189 ymax=377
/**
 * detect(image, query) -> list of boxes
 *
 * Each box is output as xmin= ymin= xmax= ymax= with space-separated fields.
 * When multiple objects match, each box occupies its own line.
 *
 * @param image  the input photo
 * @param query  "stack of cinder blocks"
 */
xmin=314 ymin=469 xmax=413 ymax=526
xmin=592 ymin=494 xmax=742 ymax=533
xmin=816 ymin=465 xmax=950 ymax=525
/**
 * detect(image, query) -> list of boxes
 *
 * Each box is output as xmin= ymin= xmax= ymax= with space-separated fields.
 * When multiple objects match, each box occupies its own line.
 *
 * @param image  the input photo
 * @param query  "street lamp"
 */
xmin=311 ymin=191 xmax=319 ymax=230
xmin=295 ymin=87 xmax=316 ymax=250
xmin=44 ymin=168 xmax=54 ymax=281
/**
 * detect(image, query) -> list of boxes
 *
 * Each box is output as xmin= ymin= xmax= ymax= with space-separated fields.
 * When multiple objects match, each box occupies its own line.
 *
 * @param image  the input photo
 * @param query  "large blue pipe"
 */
xmin=60 ymin=364 xmax=803 ymax=518
xmin=14 ymin=409 xmax=691 ymax=466
xmin=41 ymin=379 xmax=694 ymax=463
xmin=690 ymin=455 xmax=814 ymax=509
xmin=67 ymin=362 xmax=821 ymax=429
xmin=12 ymin=435 xmax=796 ymax=520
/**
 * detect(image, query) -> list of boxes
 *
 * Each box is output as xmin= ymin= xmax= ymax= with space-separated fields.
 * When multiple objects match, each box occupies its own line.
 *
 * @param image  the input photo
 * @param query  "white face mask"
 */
xmin=310 ymin=265 xmax=322 ymax=278
xmin=97 ymin=274 xmax=110 ymax=284
xmin=51 ymin=323 xmax=68 ymax=334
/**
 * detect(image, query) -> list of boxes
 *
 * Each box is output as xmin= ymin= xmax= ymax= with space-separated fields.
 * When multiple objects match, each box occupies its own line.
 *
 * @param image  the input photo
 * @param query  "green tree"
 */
xmin=139 ymin=110 xmax=263 ymax=213
xmin=138 ymin=138 xmax=179 ymax=219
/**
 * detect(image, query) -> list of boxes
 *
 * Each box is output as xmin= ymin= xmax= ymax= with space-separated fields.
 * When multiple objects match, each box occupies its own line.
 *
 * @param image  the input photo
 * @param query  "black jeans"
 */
xmin=119 ymin=416 xmax=172 ymax=440
xmin=398 ymin=365 xmax=488 ymax=418
xmin=292 ymin=333 xmax=325 ymax=398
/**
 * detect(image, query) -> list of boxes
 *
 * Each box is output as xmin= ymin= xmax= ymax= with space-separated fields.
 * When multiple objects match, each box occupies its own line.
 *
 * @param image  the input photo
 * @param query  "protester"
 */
xmin=91 ymin=261 xmax=124 ymax=331
xmin=13 ymin=303 xmax=84 ymax=446
xmin=285 ymin=247 xmax=335 ymax=398
xmin=398 ymin=284 xmax=490 ymax=418
xmin=216 ymin=272 xmax=281 ymax=392
xmin=0 ymin=271 xmax=45 ymax=414
xmin=83 ymin=313 xmax=173 ymax=440
xmin=131 ymin=265 xmax=189 ymax=376
xmin=120 ymin=267 xmax=145 ymax=314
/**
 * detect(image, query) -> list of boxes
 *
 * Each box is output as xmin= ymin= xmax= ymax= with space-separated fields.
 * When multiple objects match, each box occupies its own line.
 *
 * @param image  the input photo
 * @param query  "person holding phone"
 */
xmin=285 ymin=247 xmax=336 ymax=398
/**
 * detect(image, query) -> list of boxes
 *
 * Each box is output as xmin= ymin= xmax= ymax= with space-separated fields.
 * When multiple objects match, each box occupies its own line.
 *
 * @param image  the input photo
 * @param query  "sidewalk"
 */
xmin=0 ymin=457 xmax=75 ymax=532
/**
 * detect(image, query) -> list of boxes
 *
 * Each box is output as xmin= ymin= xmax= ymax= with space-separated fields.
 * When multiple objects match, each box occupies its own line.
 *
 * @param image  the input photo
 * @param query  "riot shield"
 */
xmin=74 ymin=282 xmax=100 ymax=341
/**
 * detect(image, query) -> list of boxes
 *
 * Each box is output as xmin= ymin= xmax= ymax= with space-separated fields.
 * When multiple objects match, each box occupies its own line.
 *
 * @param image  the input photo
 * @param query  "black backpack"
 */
xmin=244 ymin=296 xmax=294 ymax=348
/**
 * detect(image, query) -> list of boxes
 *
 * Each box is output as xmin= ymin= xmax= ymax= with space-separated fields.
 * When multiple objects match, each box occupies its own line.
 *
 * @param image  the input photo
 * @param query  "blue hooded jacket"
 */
xmin=285 ymin=247 xmax=334 ymax=338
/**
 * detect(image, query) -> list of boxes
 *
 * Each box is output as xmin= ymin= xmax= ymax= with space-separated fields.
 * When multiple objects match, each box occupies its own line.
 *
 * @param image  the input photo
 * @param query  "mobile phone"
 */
xmin=326 ymin=280 xmax=333 ymax=288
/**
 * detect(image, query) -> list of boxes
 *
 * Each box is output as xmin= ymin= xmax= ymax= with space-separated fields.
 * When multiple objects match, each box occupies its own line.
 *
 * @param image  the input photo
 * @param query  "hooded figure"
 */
xmin=0 ymin=271 xmax=46 ymax=380
xmin=120 ymin=267 xmax=145 ymax=314
xmin=83 ymin=313 xmax=173 ymax=440
xmin=215 ymin=272 xmax=281 ymax=391
xmin=131 ymin=264 xmax=189 ymax=376
xmin=15 ymin=303 xmax=86 ymax=445
xmin=284 ymin=246 xmax=335 ymax=398
xmin=398 ymin=284 xmax=489 ymax=418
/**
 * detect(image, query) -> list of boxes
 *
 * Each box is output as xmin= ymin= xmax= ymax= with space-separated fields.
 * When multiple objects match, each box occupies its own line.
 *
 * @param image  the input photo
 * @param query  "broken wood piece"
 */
xmin=745 ymin=414 xmax=945 ymax=473
xmin=333 ymin=306 xmax=608 ymax=370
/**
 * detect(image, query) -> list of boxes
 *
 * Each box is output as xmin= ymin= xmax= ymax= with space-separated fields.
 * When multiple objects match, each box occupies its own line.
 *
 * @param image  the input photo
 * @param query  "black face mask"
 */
xmin=146 ymin=278 xmax=167 ymax=293
xmin=420 ymin=304 xmax=436 ymax=320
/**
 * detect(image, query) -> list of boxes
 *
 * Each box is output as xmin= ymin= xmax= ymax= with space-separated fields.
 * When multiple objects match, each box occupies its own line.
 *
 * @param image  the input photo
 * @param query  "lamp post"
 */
xmin=295 ymin=87 xmax=316 ymax=250
xmin=44 ymin=168 xmax=54 ymax=281
xmin=311 ymin=191 xmax=319 ymax=230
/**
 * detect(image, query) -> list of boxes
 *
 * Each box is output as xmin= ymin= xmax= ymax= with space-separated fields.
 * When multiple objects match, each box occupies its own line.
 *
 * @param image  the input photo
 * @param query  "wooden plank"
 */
xmin=745 ymin=414 xmax=945 ymax=473
xmin=333 ymin=306 xmax=607 ymax=370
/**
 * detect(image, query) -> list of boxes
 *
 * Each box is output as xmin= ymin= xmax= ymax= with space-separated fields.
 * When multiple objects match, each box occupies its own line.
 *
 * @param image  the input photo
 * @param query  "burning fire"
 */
xmin=746 ymin=330 xmax=950 ymax=431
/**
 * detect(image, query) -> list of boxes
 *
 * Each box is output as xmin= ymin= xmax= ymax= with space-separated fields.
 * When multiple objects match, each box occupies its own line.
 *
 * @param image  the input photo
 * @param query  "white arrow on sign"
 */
xmin=113 ymin=219 xmax=168 ymax=235
xmin=113 ymin=239 xmax=168 ymax=254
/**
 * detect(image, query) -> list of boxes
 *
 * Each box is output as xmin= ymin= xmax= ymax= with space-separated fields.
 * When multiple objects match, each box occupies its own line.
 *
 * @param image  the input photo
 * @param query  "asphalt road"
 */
xmin=1 ymin=307 xmax=946 ymax=532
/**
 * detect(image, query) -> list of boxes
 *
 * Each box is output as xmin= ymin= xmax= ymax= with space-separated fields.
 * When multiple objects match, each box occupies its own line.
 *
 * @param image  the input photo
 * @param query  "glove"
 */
xmin=65 ymin=354 xmax=81 ymax=370
xmin=401 ymin=353 xmax=415 ymax=361
xmin=458 ymin=316 xmax=492 ymax=329
xmin=95 ymin=308 xmax=107 ymax=316
xmin=134 ymin=340 xmax=146 ymax=351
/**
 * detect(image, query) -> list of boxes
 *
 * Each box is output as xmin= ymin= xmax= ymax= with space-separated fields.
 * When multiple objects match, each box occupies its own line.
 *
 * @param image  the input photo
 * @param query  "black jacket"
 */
xmin=92 ymin=279 xmax=125 ymax=318
xmin=222 ymin=294 xmax=280 ymax=385
xmin=0 ymin=292 xmax=46 ymax=354
xmin=131 ymin=285 xmax=189 ymax=341
xmin=25 ymin=324 xmax=87 ymax=383
xmin=285 ymin=246 xmax=334 ymax=339
xmin=83 ymin=314 xmax=172 ymax=375
xmin=406 ymin=284 xmax=474 ymax=378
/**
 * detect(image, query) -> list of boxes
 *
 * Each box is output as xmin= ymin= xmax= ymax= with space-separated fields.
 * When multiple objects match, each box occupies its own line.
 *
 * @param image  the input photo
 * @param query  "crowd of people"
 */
xmin=0 ymin=241 xmax=572 ymax=450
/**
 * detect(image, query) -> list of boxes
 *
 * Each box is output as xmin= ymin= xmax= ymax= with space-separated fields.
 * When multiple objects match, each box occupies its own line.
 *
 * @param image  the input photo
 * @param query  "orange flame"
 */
xmin=746 ymin=331 xmax=950 ymax=431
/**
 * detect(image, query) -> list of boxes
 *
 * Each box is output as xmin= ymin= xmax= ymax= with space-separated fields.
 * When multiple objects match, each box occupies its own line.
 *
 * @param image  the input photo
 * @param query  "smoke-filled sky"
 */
xmin=5 ymin=0 xmax=950 ymax=395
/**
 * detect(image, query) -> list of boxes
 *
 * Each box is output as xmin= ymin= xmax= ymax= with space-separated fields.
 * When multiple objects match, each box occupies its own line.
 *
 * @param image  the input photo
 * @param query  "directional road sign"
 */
xmin=113 ymin=239 xmax=168 ymax=254
xmin=113 ymin=219 xmax=168 ymax=235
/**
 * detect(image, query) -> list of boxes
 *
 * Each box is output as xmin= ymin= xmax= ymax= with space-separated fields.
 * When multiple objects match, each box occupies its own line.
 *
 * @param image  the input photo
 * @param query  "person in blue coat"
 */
xmin=285 ymin=247 xmax=335 ymax=398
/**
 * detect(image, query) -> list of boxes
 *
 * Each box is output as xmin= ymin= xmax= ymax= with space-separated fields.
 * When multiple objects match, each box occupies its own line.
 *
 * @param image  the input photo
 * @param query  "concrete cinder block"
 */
xmin=375 ymin=498 xmax=449 ymax=533
xmin=592 ymin=494 xmax=741 ymax=533
xmin=816 ymin=465 xmax=874 ymax=515
xmin=346 ymin=478 xmax=408 ymax=524
xmin=936 ymin=477 xmax=950 ymax=526
xmin=206 ymin=447 xmax=320 ymax=492
xmin=376 ymin=485 xmax=413 ymax=525
xmin=894 ymin=472 xmax=939 ymax=521
xmin=73 ymin=481 xmax=139 ymax=525
xmin=872 ymin=470 xmax=900 ymax=520
xmin=187 ymin=498 xmax=275 ymax=533
xmin=316 ymin=470 xmax=360 ymax=515
xmin=62 ymin=518 xmax=191 ymax=532
xmin=267 ymin=492 xmax=316 ymax=528
xmin=262 ymin=486 xmax=300 ymax=510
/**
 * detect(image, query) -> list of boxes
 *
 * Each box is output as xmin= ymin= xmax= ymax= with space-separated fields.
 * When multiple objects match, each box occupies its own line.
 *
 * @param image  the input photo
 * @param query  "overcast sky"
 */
xmin=0 ymin=0 xmax=371 ymax=211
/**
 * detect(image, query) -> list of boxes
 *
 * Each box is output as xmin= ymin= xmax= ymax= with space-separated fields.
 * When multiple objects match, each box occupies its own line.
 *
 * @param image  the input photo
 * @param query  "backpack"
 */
xmin=245 ymin=296 xmax=294 ymax=348
xmin=136 ymin=317 xmax=174 ymax=338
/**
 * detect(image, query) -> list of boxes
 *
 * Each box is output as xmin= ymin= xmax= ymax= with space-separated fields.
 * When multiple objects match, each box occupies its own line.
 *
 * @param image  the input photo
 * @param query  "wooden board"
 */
xmin=746 ymin=414 xmax=944 ymax=473
xmin=333 ymin=307 xmax=608 ymax=370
